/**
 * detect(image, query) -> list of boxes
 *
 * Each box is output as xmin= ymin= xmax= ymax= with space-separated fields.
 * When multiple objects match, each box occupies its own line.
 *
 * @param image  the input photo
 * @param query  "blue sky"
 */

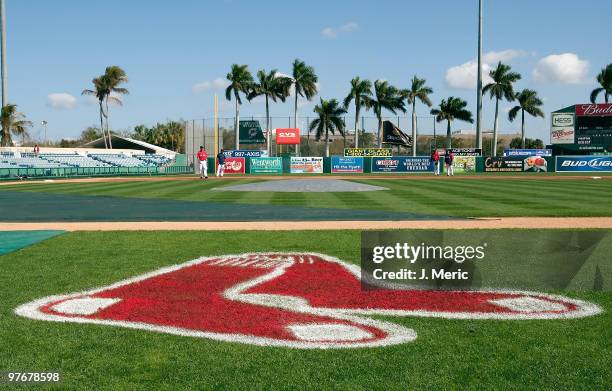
xmin=6 ymin=0 xmax=611 ymax=142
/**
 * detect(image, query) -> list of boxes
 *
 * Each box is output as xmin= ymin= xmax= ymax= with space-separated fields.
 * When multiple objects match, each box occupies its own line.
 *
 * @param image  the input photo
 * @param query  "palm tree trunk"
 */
xmin=411 ymin=101 xmax=417 ymax=156
xmin=265 ymin=96 xmax=270 ymax=156
xmin=325 ymin=124 xmax=330 ymax=157
xmin=294 ymin=91 xmax=300 ymax=156
xmin=446 ymin=119 xmax=452 ymax=148
xmin=105 ymin=98 xmax=113 ymax=149
xmin=377 ymin=116 xmax=382 ymax=148
xmin=235 ymin=98 xmax=240 ymax=151
xmin=521 ymin=109 xmax=526 ymax=149
xmin=354 ymin=104 xmax=360 ymax=148
xmin=99 ymin=101 xmax=108 ymax=149
xmin=492 ymin=97 xmax=499 ymax=157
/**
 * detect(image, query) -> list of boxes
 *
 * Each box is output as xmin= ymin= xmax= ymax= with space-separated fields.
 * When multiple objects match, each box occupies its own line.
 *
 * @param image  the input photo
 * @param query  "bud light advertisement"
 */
xmin=556 ymin=156 xmax=612 ymax=172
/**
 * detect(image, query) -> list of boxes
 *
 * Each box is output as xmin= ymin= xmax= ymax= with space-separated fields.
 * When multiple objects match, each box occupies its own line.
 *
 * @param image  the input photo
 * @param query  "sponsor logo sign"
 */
xmin=290 ymin=157 xmax=323 ymax=174
xmin=575 ymin=103 xmax=612 ymax=117
xmin=484 ymin=157 xmax=547 ymax=172
xmin=556 ymin=156 xmax=612 ymax=172
xmin=551 ymin=112 xmax=576 ymax=145
xmin=449 ymin=148 xmax=481 ymax=156
xmin=452 ymin=156 xmax=476 ymax=173
xmin=239 ymin=120 xmax=266 ymax=144
xmin=225 ymin=150 xmax=266 ymax=158
xmin=15 ymin=253 xmax=600 ymax=349
xmin=275 ymin=128 xmax=300 ymax=145
xmin=344 ymin=148 xmax=392 ymax=157
xmin=551 ymin=127 xmax=575 ymax=144
xmin=382 ymin=121 xmax=412 ymax=147
xmin=222 ymin=157 xmax=245 ymax=174
xmin=250 ymin=157 xmax=283 ymax=174
xmin=503 ymin=149 xmax=552 ymax=157
xmin=331 ymin=156 xmax=364 ymax=173
xmin=371 ymin=157 xmax=433 ymax=173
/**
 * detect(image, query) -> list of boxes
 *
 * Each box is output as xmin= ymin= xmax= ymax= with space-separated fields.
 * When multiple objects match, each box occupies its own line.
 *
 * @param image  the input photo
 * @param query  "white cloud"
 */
xmin=192 ymin=81 xmax=211 ymax=93
xmin=533 ymin=53 xmax=589 ymax=84
xmin=212 ymin=77 xmax=229 ymax=89
xmin=446 ymin=49 xmax=527 ymax=90
xmin=340 ymin=22 xmax=359 ymax=32
xmin=47 ymin=93 xmax=77 ymax=109
xmin=322 ymin=22 xmax=358 ymax=39
xmin=321 ymin=27 xmax=336 ymax=39
xmin=192 ymin=77 xmax=228 ymax=94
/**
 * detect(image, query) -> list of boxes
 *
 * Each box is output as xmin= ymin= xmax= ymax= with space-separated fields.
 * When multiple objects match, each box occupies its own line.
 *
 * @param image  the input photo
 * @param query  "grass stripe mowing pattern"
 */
xmin=2 ymin=177 xmax=612 ymax=217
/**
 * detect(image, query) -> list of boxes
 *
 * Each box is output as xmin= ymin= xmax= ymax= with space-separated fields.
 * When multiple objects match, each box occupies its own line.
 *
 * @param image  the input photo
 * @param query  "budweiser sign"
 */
xmin=575 ymin=104 xmax=612 ymax=116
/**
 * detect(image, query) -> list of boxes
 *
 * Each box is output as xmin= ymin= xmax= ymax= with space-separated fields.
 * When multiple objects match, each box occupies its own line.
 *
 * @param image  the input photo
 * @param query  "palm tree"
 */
xmin=291 ymin=59 xmax=318 ymax=131
xmin=247 ymin=69 xmax=291 ymax=155
xmin=343 ymin=77 xmax=372 ymax=148
xmin=0 ymin=103 xmax=32 ymax=146
xmin=430 ymin=97 xmax=473 ymax=148
xmin=404 ymin=76 xmax=433 ymax=156
xmin=225 ymin=64 xmax=254 ymax=150
xmin=103 ymin=66 xmax=129 ymax=149
xmin=590 ymin=63 xmax=612 ymax=103
xmin=508 ymin=89 xmax=544 ymax=149
xmin=483 ymin=62 xmax=521 ymax=156
xmin=309 ymin=98 xmax=347 ymax=157
xmin=82 ymin=76 xmax=110 ymax=148
xmin=369 ymin=80 xmax=406 ymax=147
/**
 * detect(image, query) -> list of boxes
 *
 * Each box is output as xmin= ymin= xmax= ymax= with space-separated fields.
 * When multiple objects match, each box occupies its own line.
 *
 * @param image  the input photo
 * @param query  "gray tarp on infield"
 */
xmin=0 ymin=191 xmax=459 ymax=222
xmin=214 ymin=179 xmax=388 ymax=192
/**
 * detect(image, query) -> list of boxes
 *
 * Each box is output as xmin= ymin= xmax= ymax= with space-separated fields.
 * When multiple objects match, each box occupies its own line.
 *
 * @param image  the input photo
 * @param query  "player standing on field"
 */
xmin=197 ymin=146 xmax=208 ymax=179
xmin=431 ymin=149 xmax=440 ymax=176
xmin=445 ymin=149 xmax=454 ymax=176
xmin=216 ymin=149 xmax=226 ymax=177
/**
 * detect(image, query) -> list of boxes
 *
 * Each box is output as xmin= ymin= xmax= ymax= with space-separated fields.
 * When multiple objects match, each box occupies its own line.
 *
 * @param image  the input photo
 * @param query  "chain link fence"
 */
xmin=185 ymin=115 xmax=464 ymax=167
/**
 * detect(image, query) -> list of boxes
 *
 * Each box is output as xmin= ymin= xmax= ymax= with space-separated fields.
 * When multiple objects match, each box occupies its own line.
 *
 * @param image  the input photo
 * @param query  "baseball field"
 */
xmin=1 ymin=175 xmax=611 ymax=390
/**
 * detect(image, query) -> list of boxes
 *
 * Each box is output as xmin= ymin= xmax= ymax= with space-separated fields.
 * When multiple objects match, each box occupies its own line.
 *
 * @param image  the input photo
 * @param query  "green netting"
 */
xmin=0 ymin=231 xmax=64 ymax=255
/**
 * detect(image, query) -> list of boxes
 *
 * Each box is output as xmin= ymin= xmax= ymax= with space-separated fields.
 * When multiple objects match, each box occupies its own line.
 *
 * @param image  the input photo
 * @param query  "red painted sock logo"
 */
xmin=15 ymin=253 xmax=601 ymax=349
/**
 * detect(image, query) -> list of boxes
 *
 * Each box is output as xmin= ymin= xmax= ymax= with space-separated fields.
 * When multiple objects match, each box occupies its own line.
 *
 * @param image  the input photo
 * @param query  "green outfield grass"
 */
xmin=1 ymin=231 xmax=610 ymax=390
xmin=2 ymin=176 xmax=612 ymax=217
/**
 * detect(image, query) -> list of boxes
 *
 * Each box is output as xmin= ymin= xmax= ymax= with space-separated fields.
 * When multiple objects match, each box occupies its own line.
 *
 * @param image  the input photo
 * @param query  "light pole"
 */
xmin=41 ymin=120 xmax=48 ymax=145
xmin=476 ymin=0 xmax=483 ymax=150
xmin=0 ymin=0 xmax=8 ymax=107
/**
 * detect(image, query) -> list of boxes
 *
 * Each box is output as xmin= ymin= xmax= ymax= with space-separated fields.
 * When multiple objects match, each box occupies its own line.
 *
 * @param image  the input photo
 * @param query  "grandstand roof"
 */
xmin=82 ymin=135 xmax=176 ymax=156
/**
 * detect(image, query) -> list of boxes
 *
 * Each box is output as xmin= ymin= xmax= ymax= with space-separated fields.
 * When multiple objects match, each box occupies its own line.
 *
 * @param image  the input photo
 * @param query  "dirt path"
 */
xmin=3 ymin=217 xmax=612 ymax=231
xmin=1 ymin=174 xmax=610 ymax=186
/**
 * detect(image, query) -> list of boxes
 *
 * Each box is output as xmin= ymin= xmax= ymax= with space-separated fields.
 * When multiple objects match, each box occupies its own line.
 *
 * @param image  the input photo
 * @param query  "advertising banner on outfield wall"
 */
xmin=250 ymin=157 xmax=283 ymax=174
xmin=344 ymin=148 xmax=392 ymax=157
xmin=484 ymin=156 xmax=547 ymax=172
xmin=503 ymin=149 xmax=552 ymax=157
xmin=453 ymin=156 xmax=476 ymax=173
xmin=331 ymin=156 xmax=364 ymax=173
xmin=438 ymin=148 xmax=482 ymax=156
xmin=222 ymin=157 xmax=246 ymax=174
xmin=372 ymin=157 xmax=433 ymax=173
xmin=556 ymin=156 xmax=612 ymax=172
xmin=290 ymin=157 xmax=323 ymax=173
xmin=225 ymin=150 xmax=267 ymax=158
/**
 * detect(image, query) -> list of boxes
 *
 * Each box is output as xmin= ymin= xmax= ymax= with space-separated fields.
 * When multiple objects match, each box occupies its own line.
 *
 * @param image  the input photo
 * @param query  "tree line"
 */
xmin=0 ymin=62 xmax=610 ymax=154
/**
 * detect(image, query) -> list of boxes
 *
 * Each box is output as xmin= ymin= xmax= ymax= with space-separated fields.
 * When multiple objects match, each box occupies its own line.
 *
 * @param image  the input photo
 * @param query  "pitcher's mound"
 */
xmin=214 ymin=179 xmax=388 ymax=192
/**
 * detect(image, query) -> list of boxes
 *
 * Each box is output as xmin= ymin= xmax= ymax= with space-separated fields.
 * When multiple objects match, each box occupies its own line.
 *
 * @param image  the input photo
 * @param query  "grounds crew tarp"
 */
xmin=382 ymin=121 xmax=412 ymax=147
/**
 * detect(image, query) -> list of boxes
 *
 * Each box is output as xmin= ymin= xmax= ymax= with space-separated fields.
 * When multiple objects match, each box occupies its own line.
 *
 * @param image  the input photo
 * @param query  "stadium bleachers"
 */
xmin=0 ymin=152 xmax=174 ymax=169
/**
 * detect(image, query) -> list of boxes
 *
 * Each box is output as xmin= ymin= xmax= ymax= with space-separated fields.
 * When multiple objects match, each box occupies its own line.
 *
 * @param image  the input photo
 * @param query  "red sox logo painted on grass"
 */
xmin=15 ymin=253 xmax=601 ymax=349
